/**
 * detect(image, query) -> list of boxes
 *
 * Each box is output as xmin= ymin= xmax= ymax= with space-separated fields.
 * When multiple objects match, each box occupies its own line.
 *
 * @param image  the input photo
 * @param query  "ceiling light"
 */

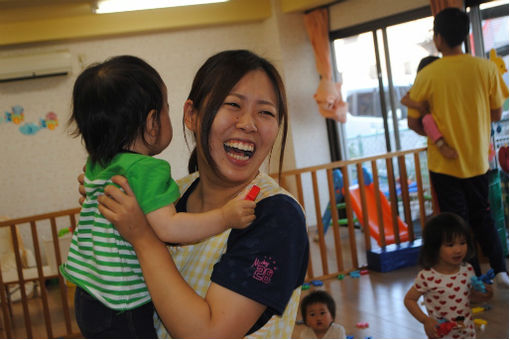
xmin=94 ymin=0 xmax=228 ymax=14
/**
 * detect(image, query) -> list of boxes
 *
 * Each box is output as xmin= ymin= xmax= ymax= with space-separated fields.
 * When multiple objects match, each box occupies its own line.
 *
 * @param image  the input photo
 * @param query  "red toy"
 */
xmin=436 ymin=320 xmax=456 ymax=336
xmin=245 ymin=185 xmax=260 ymax=201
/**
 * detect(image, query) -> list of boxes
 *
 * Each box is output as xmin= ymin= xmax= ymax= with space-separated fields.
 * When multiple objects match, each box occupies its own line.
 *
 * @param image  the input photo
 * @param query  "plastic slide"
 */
xmin=349 ymin=182 xmax=409 ymax=246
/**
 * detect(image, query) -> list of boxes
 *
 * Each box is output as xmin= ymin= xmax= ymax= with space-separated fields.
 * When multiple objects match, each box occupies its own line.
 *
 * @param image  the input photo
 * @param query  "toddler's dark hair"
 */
xmin=300 ymin=290 xmax=336 ymax=324
xmin=70 ymin=55 xmax=165 ymax=166
xmin=433 ymin=7 xmax=469 ymax=48
xmin=417 ymin=56 xmax=440 ymax=72
xmin=419 ymin=212 xmax=475 ymax=269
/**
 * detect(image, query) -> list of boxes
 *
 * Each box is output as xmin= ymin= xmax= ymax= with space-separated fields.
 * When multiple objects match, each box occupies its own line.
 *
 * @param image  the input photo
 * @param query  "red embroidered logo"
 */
xmin=251 ymin=257 xmax=277 ymax=284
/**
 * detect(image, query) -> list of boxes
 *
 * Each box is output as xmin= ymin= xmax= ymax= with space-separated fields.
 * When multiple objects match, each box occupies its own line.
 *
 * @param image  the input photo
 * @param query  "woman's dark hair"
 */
xmin=433 ymin=7 xmax=469 ymax=48
xmin=419 ymin=212 xmax=475 ymax=269
xmin=184 ymin=50 xmax=288 ymax=180
xmin=417 ymin=56 xmax=440 ymax=72
xmin=69 ymin=55 xmax=165 ymax=166
xmin=300 ymin=290 xmax=336 ymax=324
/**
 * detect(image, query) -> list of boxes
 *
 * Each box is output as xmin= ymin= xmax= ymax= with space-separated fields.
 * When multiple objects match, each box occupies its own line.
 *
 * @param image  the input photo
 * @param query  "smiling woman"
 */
xmin=193 ymin=69 xmax=280 ymax=185
xmin=94 ymin=50 xmax=309 ymax=338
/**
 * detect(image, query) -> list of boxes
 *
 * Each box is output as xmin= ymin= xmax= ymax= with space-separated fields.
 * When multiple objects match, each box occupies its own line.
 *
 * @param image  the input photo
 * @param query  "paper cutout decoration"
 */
xmin=19 ymin=123 xmax=41 ymax=135
xmin=40 ymin=112 xmax=59 ymax=130
xmin=3 ymin=105 xmax=59 ymax=135
xmin=313 ymin=77 xmax=348 ymax=123
xmin=5 ymin=105 xmax=25 ymax=124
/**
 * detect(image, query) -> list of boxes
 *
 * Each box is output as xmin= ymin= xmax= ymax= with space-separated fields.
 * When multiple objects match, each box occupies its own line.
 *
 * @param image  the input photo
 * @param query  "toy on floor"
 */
xmin=356 ymin=322 xmax=369 ymax=328
xmin=58 ymin=226 xmax=75 ymax=237
xmin=301 ymin=283 xmax=310 ymax=291
xmin=349 ymin=270 xmax=360 ymax=278
xmin=474 ymin=318 xmax=487 ymax=331
xmin=436 ymin=319 xmax=457 ymax=337
xmin=481 ymin=303 xmax=492 ymax=311
xmin=310 ymin=280 xmax=324 ymax=287
xmin=337 ymin=274 xmax=344 ymax=280
xmin=471 ymin=305 xmax=491 ymax=314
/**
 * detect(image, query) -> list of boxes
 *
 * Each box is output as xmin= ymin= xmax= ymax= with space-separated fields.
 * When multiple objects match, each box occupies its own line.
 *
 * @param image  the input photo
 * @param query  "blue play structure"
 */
xmin=320 ymin=169 xmax=344 ymax=235
xmin=320 ymin=168 xmax=371 ymax=235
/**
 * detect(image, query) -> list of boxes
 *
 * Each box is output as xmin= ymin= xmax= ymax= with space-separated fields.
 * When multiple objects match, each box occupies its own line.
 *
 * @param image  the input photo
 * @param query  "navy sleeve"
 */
xmin=210 ymin=194 xmax=309 ymax=315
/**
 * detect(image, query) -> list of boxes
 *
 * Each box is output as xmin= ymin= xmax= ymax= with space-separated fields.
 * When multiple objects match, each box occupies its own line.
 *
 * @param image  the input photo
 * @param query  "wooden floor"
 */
xmin=2 ymin=228 xmax=508 ymax=339
xmin=0 ymin=281 xmax=81 ymax=339
xmin=292 ymin=229 xmax=509 ymax=339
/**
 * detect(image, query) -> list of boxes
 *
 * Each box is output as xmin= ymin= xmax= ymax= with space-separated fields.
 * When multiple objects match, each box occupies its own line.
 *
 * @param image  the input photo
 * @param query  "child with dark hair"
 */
xmin=404 ymin=213 xmax=493 ymax=338
xmin=401 ymin=55 xmax=458 ymax=159
xmin=60 ymin=55 xmax=256 ymax=338
xmin=299 ymin=290 xmax=346 ymax=339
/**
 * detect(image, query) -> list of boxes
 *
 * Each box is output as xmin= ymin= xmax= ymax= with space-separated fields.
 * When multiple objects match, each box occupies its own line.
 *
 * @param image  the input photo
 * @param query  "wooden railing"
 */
xmin=0 ymin=208 xmax=81 ymax=338
xmin=272 ymin=147 xmax=433 ymax=281
xmin=0 ymin=147 xmax=432 ymax=337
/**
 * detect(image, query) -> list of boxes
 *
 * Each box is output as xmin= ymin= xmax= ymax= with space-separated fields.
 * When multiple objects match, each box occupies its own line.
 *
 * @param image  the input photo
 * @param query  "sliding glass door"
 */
xmin=332 ymin=15 xmax=433 ymax=160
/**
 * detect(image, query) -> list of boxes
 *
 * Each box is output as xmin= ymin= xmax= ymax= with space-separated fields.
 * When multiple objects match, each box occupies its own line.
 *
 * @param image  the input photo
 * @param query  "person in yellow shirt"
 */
xmin=407 ymin=7 xmax=509 ymax=287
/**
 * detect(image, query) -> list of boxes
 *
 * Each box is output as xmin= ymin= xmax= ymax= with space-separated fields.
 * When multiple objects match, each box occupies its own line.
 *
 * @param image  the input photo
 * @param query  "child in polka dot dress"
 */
xmin=404 ymin=213 xmax=493 ymax=338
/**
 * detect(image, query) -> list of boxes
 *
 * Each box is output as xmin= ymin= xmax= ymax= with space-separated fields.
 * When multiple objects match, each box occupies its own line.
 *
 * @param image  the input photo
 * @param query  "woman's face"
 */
xmin=207 ymin=70 xmax=280 ymax=185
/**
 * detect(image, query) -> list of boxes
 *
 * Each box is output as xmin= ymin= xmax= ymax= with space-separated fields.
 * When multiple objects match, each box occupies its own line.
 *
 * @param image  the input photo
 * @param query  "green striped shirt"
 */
xmin=60 ymin=153 xmax=180 ymax=310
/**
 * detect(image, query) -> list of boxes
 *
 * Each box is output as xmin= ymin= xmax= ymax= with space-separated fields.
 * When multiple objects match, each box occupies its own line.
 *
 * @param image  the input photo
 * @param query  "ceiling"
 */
xmin=0 ymin=0 xmax=336 ymax=47
xmin=0 ymin=0 xmax=336 ymax=11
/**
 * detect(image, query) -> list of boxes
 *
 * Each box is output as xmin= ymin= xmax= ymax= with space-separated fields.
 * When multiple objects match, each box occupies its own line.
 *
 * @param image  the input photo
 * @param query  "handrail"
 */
xmin=0 ymin=208 xmax=81 ymax=338
xmin=271 ymin=147 xmax=431 ymax=281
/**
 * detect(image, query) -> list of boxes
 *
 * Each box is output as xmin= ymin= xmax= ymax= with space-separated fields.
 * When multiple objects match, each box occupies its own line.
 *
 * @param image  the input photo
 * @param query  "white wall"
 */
xmin=0 ymin=0 xmax=331 ymax=221
xmin=0 ymin=0 xmax=426 ymax=235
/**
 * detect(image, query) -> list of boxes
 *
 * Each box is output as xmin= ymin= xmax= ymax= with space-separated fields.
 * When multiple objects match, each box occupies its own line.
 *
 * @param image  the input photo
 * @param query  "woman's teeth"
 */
xmin=224 ymin=141 xmax=254 ymax=160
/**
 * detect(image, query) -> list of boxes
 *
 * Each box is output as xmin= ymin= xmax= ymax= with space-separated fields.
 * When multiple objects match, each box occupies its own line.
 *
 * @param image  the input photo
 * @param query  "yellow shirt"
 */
xmin=408 ymin=54 xmax=508 ymax=178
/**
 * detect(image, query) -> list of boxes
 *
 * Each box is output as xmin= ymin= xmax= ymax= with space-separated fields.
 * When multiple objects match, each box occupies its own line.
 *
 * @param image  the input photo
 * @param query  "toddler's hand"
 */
xmin=423 ymin=316 xmax=439 ymax=339
xmin=221 ymin=195 xmax=256 ymax=229
xmin=438 ymin=142 xmax=459 ymax=159
xmin=471 ymin=283 xmax=494 ymax=302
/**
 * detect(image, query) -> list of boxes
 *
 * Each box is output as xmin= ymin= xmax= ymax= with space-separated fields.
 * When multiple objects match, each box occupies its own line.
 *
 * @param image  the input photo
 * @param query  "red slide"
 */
xmin=348 ymin=183 xmax=409 ymax=246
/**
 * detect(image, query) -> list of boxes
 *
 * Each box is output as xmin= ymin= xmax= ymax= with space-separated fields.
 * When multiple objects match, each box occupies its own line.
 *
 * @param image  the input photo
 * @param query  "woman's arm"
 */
xmin=98 ymin=175 xmax=266 ymax=338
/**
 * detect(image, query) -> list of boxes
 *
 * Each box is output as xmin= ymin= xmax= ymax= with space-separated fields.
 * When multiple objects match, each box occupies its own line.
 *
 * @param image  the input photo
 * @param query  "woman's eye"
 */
xmin=225 ymin=102 xmax=240 ymax=108
xmin=260 ymin=110 xmax=276 ymax=117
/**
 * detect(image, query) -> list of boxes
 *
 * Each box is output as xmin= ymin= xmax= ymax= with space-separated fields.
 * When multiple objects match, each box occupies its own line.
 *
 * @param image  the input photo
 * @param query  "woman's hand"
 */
xmin=78 ymin=164 xmax=86 ymax=206
xmin=97 ymin=175 xmax=155 ymax=247
xmin=78 ymin=173 xmax=86 ymax=205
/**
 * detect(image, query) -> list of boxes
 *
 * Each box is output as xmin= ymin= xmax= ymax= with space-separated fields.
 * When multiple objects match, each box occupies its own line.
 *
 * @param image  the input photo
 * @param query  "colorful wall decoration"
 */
xmin=3 ymin=105 xmax=59 ymax=135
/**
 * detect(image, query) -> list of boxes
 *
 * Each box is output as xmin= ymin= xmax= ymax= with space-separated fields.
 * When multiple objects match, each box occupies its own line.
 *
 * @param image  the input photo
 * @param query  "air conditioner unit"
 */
xmin=0 ymin=50 xmax=72 ymax=82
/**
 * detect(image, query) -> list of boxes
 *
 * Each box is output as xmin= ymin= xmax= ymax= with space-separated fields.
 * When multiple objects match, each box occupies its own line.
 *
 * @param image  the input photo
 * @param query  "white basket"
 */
xmin=42 ymin=234 xmax=72 ymax=274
